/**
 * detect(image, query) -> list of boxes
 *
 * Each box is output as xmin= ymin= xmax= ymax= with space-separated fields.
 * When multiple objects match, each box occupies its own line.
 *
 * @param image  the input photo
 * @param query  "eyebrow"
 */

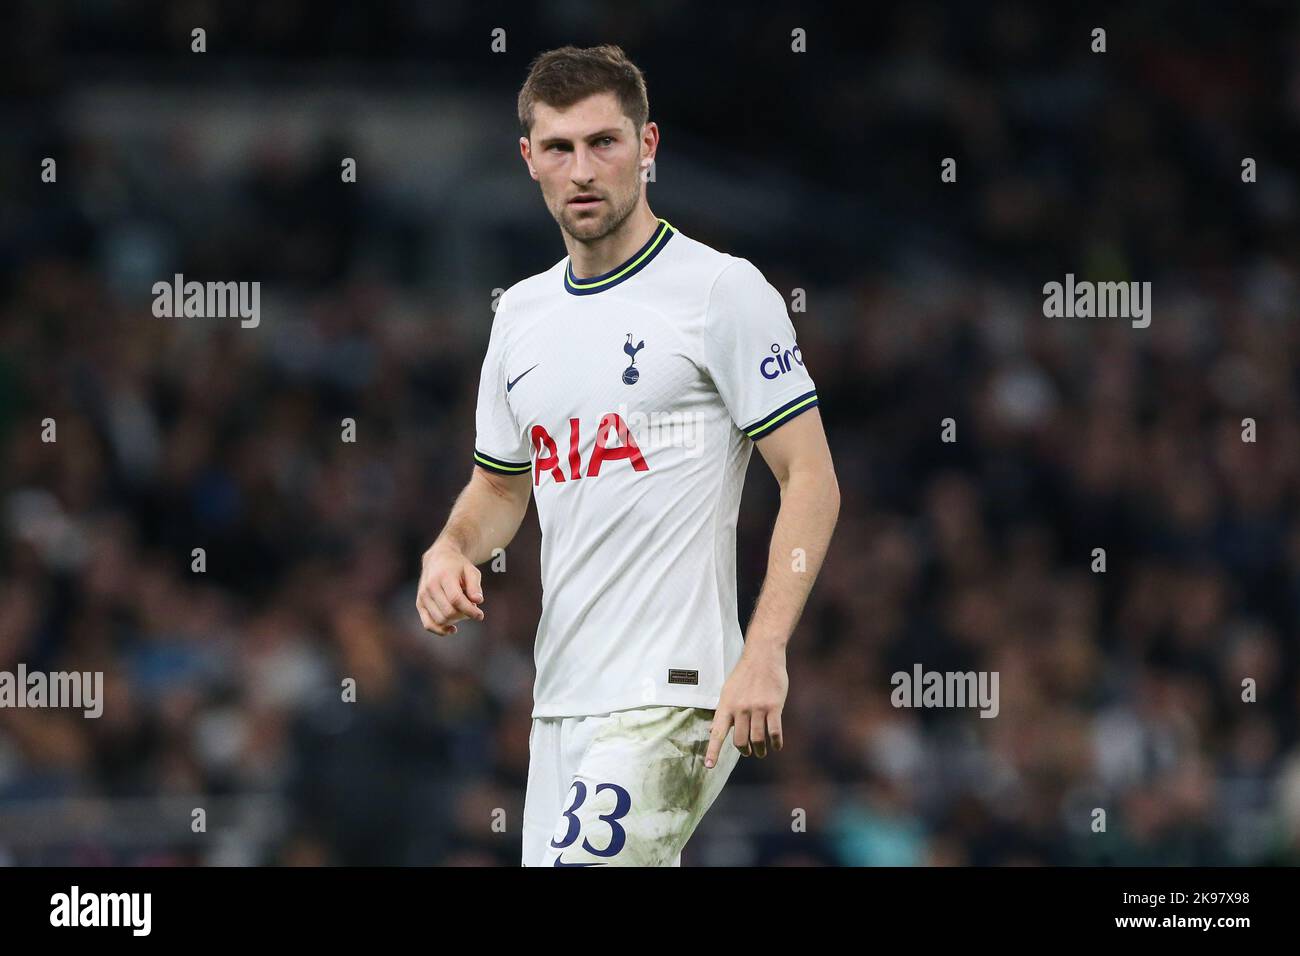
xmin=536 ymin=128 xmax=624 ymax=148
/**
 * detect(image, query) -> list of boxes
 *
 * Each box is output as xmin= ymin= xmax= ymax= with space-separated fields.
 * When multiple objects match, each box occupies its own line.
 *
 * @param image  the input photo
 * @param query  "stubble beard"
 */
xmin=553 ymin=179 xmax=641 ymax=246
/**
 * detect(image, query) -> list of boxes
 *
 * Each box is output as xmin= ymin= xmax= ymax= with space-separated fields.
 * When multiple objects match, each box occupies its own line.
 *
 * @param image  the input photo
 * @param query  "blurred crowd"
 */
xmin=2 ymin=2 xmax=1299 ymax=865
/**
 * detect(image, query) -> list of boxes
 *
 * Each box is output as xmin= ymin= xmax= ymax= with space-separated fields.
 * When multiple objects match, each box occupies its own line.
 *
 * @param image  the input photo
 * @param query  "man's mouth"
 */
xmin=568 ymin=194 xmax=603 ymax=207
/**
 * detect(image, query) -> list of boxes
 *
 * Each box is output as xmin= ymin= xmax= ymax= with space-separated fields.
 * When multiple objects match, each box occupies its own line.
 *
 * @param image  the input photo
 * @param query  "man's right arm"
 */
xmin=417 ymin=466 xmax=531 ymax=635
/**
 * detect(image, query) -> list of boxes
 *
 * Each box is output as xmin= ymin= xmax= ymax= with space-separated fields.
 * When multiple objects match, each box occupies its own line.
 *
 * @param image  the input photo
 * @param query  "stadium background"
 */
xmin=2 ymin=1 xmax=1299 ymax=865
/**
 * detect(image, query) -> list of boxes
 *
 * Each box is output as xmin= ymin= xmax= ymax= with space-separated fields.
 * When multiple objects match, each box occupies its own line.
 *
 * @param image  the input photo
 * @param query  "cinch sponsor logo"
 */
xmin=50 ymin=886 xmax=151 ymax=936
xmin=531 ymin=413 xmax=649 ymax=485
xmin=760 ymin=342 xmax=804 ymax=380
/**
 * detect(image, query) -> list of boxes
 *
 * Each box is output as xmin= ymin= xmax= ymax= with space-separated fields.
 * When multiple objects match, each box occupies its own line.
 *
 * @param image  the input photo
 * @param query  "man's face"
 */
xmin=521 ymin=92 xmax=655 ymax=243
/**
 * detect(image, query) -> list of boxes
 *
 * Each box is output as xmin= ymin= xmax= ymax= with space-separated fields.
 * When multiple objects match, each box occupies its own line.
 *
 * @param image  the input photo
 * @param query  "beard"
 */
xmin=553 ymin=181 xmax=640 ymax=244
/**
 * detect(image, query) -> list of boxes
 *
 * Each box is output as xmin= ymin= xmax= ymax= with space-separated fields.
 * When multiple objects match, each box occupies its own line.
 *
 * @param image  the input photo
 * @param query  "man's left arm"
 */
xmin=704 ymin=408 xmax=839 ymax=768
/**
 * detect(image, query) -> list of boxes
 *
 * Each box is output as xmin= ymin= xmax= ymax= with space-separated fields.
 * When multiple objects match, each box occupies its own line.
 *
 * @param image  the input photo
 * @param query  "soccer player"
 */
xmin=417 ymin=45 xmax=840 ymax=866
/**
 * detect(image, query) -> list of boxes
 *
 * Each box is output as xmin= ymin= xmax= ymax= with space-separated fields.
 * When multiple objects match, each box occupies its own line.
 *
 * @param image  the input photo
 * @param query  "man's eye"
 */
xmin=597 ymin=137 xmax=614 ymax=146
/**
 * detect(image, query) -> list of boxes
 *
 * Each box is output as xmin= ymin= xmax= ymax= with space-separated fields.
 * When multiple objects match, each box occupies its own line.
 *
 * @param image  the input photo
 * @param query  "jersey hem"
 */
xmin=530 ymin=692 xmax=721 ymax=720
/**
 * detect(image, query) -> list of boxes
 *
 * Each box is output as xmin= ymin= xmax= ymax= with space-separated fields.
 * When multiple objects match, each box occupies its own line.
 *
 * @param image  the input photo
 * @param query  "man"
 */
xmin=417 ymin=44 xmax=839 ymax=866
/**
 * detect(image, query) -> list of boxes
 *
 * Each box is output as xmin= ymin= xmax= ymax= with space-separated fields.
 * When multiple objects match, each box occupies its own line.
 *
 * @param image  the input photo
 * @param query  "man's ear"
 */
xmin=519 ymin=136 xmax=538 ymax=180
xmin=639 ymin=121 xmax=659 ymax=169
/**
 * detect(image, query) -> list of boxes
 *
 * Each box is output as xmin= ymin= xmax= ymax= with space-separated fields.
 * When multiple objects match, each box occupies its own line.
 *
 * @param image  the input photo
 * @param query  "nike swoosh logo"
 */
xmin=507 ymin=364 xmax=539 ymax=392
xmin=553 ymin=856 xmax=606 ymax=867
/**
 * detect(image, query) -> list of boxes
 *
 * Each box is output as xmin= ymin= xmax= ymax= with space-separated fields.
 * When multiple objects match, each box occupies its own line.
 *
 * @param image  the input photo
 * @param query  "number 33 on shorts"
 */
xmin=545 ymin=780 xmax=633 ymax=866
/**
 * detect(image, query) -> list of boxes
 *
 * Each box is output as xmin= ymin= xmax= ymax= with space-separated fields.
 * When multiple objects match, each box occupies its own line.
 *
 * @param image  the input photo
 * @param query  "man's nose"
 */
xmin=570 ymin=144 xmax=595 ymax=184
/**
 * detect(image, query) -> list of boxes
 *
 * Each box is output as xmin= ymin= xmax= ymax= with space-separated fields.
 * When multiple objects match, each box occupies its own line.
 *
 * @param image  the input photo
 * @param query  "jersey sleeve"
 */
xmin=473 ymin=296 xmax=532 ymax=476
xmin=702 ymin=258 xmax=819 ymax=441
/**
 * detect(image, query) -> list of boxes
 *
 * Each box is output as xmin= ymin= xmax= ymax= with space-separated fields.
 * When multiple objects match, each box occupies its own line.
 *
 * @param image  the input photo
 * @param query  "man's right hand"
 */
xmin=416 ymin=543 xmax=486 ymax=635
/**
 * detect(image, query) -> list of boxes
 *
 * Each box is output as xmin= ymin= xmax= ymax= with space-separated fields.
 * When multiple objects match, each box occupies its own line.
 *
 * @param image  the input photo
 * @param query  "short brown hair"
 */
xmin=517 ymin=44 xmax=649 ymax=138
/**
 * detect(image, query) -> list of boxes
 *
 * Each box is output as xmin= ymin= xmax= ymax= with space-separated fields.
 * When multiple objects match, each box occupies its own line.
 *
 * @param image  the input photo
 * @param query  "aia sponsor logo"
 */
xmin=531 ymin=413 xmax=649 ymax=485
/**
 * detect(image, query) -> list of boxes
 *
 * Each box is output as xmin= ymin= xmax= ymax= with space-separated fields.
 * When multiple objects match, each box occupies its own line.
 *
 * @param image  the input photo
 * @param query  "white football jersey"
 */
xmin=473 ymin=218 xmax=818 ymax=718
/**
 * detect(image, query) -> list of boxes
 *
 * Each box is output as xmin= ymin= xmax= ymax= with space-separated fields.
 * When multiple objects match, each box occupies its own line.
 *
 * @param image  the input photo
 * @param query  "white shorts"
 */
xmin=522 ymin=705 xmax=741 ymax=867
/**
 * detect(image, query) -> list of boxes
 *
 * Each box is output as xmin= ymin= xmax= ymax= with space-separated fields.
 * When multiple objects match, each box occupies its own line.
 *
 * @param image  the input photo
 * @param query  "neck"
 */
xmin=565 ymin=204 xmax=660 ymax=279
